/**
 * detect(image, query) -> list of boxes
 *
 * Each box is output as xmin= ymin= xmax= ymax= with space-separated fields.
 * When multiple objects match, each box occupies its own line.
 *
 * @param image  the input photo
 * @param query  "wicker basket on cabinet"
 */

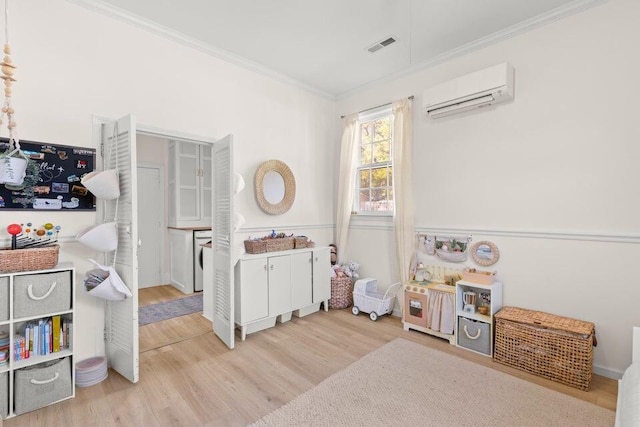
xmin=0 ymin=245 xmax=59 ymax=273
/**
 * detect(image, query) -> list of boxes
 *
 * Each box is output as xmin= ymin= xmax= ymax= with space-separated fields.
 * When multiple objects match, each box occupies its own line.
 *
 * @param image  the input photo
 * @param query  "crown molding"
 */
xmin=67 ymin=0 xmax=336 ymax=100
xmin=337 ymin=0 xmax=606 ymax=100
xmin=68 ymin=0 xmax=605 ymax=102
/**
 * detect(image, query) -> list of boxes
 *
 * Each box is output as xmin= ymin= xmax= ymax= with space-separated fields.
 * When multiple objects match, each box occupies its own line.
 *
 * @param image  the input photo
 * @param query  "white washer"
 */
xmin=193 ymin=229 xmax=212 ymax=292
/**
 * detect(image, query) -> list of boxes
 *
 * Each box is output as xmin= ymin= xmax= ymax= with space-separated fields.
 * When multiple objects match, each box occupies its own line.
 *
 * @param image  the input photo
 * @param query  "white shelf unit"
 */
xmin=0 ymin=264 xmax=75 ymax=419
xmin=168 ymin=140 xmax=212 ymax=228
xmin=234 ymin=247 xmax=330 ymax=340
xmin=402 ymin=282 xmax=456 ymax=345
xmin=455 ymin=280 xmax=502 ymax=357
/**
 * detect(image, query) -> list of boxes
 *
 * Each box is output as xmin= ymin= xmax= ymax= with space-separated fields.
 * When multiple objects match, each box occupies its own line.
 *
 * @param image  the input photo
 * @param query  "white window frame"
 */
xmin=352 ymin=106 xmax=394 ymax=217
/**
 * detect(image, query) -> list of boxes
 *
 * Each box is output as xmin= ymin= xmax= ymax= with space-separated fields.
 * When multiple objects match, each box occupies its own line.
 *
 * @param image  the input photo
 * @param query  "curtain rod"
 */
xmin=340 ymin=95 xmax=414 ymax=119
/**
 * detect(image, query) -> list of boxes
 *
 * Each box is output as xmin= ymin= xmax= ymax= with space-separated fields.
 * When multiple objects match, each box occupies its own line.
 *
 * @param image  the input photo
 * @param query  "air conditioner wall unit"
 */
xmin=423 ymin=62 xmax=514 ymax=118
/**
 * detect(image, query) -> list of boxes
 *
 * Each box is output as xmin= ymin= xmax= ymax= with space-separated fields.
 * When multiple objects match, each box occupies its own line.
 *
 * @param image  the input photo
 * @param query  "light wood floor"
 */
xmin=139 ymin=284 xmax=190 ymax=306
xmin=4 ymin=287 xmax=618 ymax=426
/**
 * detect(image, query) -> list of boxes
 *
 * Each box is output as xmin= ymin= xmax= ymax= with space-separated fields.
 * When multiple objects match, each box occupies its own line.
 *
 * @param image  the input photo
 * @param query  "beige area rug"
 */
xmin=250 ymin=338 xmax=614 ymax=427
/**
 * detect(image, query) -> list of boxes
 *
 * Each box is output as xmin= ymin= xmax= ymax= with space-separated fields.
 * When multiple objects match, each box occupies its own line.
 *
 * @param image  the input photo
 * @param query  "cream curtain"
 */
xmin=392 ymin=99 xmax=414 ymax=283
xmin=335 ymin=113 xmax=359 ymax=262
xmin=427 ymin=290 xmax=455 ymax=334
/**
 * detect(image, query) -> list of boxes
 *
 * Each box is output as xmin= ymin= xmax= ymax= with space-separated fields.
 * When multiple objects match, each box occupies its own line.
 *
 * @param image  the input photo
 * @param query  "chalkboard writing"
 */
xmin=0 ymin=137 xmax=96 ymax=210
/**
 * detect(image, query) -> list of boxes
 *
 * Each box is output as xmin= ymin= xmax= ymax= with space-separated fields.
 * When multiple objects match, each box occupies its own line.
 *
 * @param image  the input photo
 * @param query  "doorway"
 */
xmin=135 ymin=132 xmax=213 ymax=353
xmin=93 ymin=114 xmax=230 ymax=383
xmin=137 ymin=164 xmax=164 ymax=289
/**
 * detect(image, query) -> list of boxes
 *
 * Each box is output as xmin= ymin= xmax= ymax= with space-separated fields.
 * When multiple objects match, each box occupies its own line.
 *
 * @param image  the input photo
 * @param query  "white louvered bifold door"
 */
xmin=101 ymin=114 xmax=139 ymax=383
xmin=212 ymin=135 xmax=234 ymax=349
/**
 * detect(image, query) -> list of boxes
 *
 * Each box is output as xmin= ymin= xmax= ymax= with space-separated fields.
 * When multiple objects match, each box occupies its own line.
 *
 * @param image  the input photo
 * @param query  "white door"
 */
xmin=291 ymin=251 xmax=312 ymax=309
xmin=211 ymin=135 xmax=234 ymax=349
xmin=313 ymin=248 xmax=331 ymax=305
xmin=200 ymin=144 xmax=212 ymax=223
xmin=137 ymin=166 xmax=163 ymax=288
xmin=268 ymin=255 xmax=291 ymax=316
xmin=101 ymin=114 xmax=139 ymax=383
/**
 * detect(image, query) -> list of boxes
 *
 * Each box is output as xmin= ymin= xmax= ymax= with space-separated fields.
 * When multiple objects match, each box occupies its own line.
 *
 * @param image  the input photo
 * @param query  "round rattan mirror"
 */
xmin=254 ymin=160 xmax=296 ymax=215
xmin=471 ymin=241 xmax=500 ymax=266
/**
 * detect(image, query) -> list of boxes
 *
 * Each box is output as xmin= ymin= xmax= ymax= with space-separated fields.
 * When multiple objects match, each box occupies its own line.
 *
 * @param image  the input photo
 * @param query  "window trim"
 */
xmin=352 ymin=107 xmax=394 ymax=216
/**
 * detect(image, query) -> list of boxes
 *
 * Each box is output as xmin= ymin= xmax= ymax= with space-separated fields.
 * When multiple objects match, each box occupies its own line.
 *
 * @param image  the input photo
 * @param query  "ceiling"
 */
xmin=78 ymin=0 xmax=601 ymax=98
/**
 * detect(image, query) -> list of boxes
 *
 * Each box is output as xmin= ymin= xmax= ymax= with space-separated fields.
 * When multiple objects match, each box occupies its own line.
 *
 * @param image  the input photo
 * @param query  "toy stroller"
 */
xmin=351 ymin=278 xmax=402 ymax=321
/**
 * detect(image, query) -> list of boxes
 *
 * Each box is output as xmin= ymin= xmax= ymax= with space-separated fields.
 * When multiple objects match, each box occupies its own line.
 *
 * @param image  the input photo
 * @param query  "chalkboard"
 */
xmin=0 ymin=137 xmax=96 ymax=211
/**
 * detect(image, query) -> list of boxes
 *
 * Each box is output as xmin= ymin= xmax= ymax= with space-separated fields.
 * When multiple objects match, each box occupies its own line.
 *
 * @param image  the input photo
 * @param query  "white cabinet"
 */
xmin=312 ymin=249 xmax=331 ymax=304
xmin=0 ymin=264 xmax=75 ymax=419
xmin=168 ymin=140 xmax=212 ymax=228
xmin=168 ymin=228 xmax=194 ymax=294
xmin=235 ymin=247 xmax=330 ymax=340
xmin=234 ymin=258 xmax=269 ymax=325
xmin=455 ymin=280 xmax=503 ymax=356
xmin=267 ymin=255 xmax=292 ymax=318
xmin=291 ymin=252 xmax=312 ymax=309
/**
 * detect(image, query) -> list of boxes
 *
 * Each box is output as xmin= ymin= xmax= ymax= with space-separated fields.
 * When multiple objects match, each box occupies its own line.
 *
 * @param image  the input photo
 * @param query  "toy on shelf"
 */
xmin=6 ymin=221 xmax=61 ymax=249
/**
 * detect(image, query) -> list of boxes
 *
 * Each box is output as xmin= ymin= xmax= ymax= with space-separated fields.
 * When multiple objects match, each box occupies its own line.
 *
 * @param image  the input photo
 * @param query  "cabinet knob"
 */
xmin=314 ymin=257 xmax=318 ymax=262
xmin=270 ymin=264 xmax=274 ymax=271
xmin=264 ymin=265 xmax=267 ymax=271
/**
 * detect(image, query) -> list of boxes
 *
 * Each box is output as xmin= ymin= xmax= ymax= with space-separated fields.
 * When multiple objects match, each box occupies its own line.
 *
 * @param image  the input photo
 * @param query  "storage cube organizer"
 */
xmin=457 ymin=317 xmax=491 ymax=355
xmin=0 ymin=371 xmax=7 ymax=419
xmin=14 ymin=271 xmax=72 ymax=319
xmin=0 ymin=277 xmax=8 ymax=321
xmin=494 ymin=306 xmax=595 ymax=390
xmin=14 ymin=357 xmax=73 ymax=415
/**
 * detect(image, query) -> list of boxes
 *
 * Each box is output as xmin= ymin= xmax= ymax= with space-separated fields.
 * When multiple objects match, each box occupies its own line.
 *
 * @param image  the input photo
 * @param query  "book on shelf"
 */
xmin=52 ymin=315 xmax=60 ymax=353
xmin=13 ymin=316 xmax=72 ymax=361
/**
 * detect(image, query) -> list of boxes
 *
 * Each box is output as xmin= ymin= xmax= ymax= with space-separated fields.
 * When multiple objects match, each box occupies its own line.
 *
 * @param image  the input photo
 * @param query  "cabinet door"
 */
xmin=237 ymin=259 xmax=268 ymax=323
xmin=291 ymin=252 xmax=312 ymax=309
xmin=178 ymin=142 xmax=200 ymax=221
xmin=168 ymin=229 xmax=194 ymax=293
xmin=200 ymin=144 xmax=212 ymax=223
xmin=312 ymin=248 xmax=331 ymax=303
xmin=268 ymin=255 xmax=291 ymax=316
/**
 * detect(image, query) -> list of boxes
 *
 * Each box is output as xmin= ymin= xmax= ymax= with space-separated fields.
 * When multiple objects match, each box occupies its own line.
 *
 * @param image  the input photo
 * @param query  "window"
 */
xmin=354 ymin=108 xmax=394 ymax=214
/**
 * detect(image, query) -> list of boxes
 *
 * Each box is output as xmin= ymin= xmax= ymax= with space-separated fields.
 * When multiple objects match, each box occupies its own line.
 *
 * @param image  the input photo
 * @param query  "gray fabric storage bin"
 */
xmin=0 ymin=371 xmax=7 ymax=419
xmin=14 ymin=357 xmax=72 ymax=415
xmin=14 ymin=271 xmax=72 ymax=319
xmin=0 ymin=277 xmax=8 ymax=321
xmin=458 ymin=317 xmax=492 ymax=355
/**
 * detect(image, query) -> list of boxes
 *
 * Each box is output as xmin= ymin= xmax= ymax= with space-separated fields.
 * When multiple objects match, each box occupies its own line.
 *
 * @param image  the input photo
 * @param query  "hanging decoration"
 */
xmin=0 ymin=0 xmax=28 ymax=186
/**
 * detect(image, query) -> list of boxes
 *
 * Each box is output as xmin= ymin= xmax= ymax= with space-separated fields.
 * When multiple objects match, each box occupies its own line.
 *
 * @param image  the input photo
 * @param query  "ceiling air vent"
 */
xmin=367 ymin=36 xmax=397 ymax=53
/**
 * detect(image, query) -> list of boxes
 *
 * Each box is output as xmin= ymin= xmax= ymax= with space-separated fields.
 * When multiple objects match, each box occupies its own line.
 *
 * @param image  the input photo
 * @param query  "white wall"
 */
xmin=0 ymin=0 xmax=336 ymax=362
xmin=336 ymin=0 xmax=640 ymax=377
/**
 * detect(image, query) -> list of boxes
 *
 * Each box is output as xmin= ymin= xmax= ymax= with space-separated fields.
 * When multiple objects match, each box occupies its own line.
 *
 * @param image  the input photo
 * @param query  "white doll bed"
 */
xmin=615 ymin=326 xmax=640 ymax=427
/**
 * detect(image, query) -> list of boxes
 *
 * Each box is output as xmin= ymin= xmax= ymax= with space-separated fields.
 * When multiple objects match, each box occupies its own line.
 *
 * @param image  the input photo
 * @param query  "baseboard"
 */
xmin=594 ymin=365 xmax=623 ymax=380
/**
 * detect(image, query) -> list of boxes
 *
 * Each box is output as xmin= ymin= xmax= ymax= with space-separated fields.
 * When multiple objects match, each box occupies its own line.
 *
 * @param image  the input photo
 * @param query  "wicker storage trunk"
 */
xmin=329 ymin=277 xmax=353 ymax=309
xmin=494 ymin=306 xmax=595 ymax=390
